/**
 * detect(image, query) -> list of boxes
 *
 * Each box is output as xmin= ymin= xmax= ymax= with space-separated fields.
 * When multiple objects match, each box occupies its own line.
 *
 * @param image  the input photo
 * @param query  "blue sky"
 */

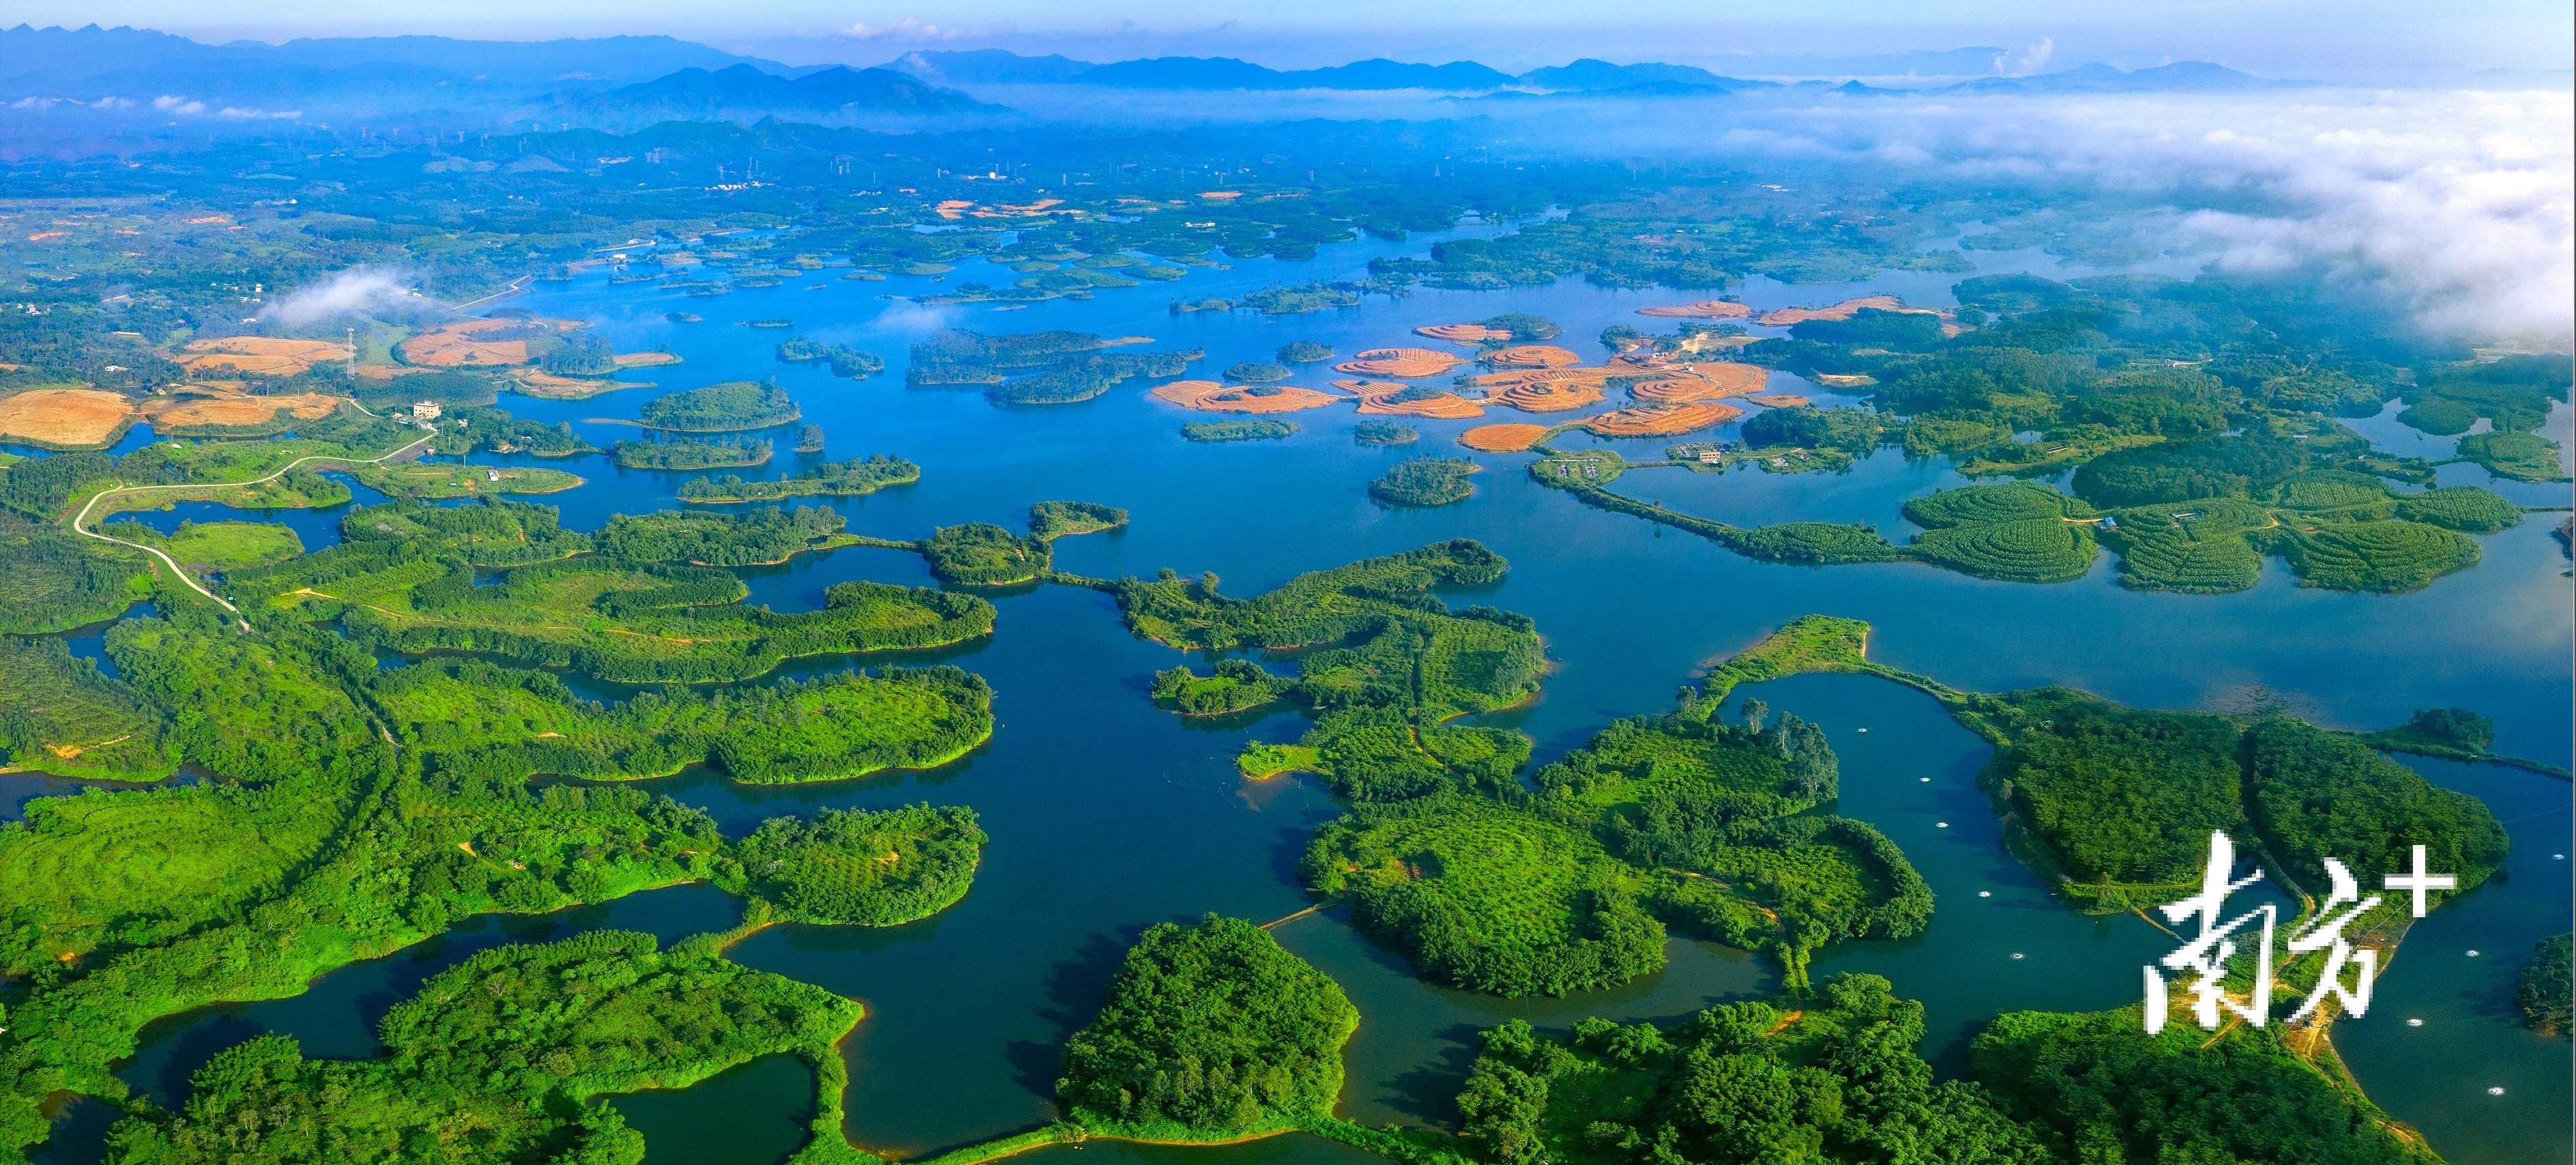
xmin=18 ymin=1 xmax=2573 ymax=79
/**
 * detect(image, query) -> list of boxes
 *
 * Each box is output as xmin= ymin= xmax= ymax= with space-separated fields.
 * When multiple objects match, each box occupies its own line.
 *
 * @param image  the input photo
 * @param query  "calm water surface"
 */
xmin=26 ymin=227 xmax=2572 ymax=1164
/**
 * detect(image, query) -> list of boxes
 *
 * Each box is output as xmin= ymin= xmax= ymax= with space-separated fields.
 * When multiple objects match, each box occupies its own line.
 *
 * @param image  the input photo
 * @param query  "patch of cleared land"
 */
xmin=1748 ymin=393 xmax=1813 ymax=407
xmin=396 ymin=317 xmax=583 ymax=368
xmin=0 ymin=387 xmax=132 ymax=448
xmin=1334 ymin=347 xmax=1461 ymax=378
xmin=142 ymin=390 xmax=341 ymax=434
xmin=1341 ymin=382 xmax=1485 ymax=419
xmin=1416 ymin=323 xmax=1514 ymax=343
xmin=1584 ymin=401 xmax=1743 ymax=437
xmin=1627 ymin=362 xmax=1769 ymax=403
xmin=1753 ymin=294 xmax=1940 ymax=327
xmin=1484 ymin=345 xmax=1582 ymax=369
xmin=1150 ymin=379 xmax=1341 ymax=414
xmin=1636 ymin=300 xmax=1753 ymax=319
xmin=512 ymin=371 xmax=649 ymax=400
xmin=175 ymin=336 xmax=353 ymax=377
xmin=1459 ymin=423 xmax=1551 ymax=452
xmin=1494 ymin=379 xmax=1604 ymax=413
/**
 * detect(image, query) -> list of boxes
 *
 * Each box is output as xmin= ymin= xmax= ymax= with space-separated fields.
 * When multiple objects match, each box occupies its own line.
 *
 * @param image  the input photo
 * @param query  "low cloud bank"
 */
xmin=268 ymin=268 xmax=420 ymax=326
xmin=1594 ymin=87 xmax=2573 ymax=345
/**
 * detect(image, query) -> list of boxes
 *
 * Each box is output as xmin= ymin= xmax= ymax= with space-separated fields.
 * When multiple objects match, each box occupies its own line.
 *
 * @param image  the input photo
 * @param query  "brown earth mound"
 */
xmin=1415 ymin=323 xmax=1514 ymax=343
xmin=1334 ymin=347 xmax=1461 ymax=378
xmin=1343 ymin=382 xmax=1485 ymax=419
xmin=1748 ymin=393 xmax=1812 ymax=408
xmin=1753 ymin=295 xmax=1943 ymax=328
xmin=1495 ymin=379 xmax=1605 ymax=413
xmin=1485 ymin=345 xmax=1582 ymax=369
xmin=0 ymin=388 xmax=133 ymax=448
xmin=1636 ymin=300 xmax=1753 ymax=319
xmin=1465 ymin=365 xmax=1620 ymax=392
xmin=1151 ymin=379 xmax=1339 ymax=414
xmin=398 ymin=317 xmax=583 ymax=369
xmin=1811 ymin=373 xmax=1878 ymax=388
xmin=143 ymin=391 xmax=341 ymax=433
xmin=615 ymin=352 xmax=684 ymax=368
xmin=1627 ymin=362 xmax=1768 ymax=403
xmin=177 ymin=336 xmax=353 ymax=377
xmin=513 ymin=372 xmax=645 ymax=400
xmin=1585 ymin=401 xmax=1742 ymax=437
xmin=1459 ymin=423 xmax=1551 ymax=452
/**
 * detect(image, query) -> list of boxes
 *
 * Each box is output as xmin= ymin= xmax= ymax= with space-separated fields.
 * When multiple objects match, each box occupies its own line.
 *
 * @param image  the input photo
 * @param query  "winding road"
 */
xmin=68 ymin=429 xmax=435 ymax=628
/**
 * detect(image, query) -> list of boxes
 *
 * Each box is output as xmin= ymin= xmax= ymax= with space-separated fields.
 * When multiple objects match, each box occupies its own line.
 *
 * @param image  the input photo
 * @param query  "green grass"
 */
xmin=0 ymin=637 xmax=175 ymax=782
xmin=1909 ymin=517 xmax=2096 ymax=581
xmin=98 ymin=519 xmax=302 ymax=572
xmin=2098 ymin=500 xmax=2270 ymax=592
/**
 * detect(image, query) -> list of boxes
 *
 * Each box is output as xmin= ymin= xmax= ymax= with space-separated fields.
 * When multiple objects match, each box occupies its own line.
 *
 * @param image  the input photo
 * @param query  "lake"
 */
xmin=30 ymin=220 xmax=2572 ymax=1165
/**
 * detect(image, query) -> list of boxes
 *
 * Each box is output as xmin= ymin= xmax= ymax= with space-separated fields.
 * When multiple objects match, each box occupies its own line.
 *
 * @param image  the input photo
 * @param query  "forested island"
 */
xmin=637 ymin=381 xmax=802 ymax=432
xmin=677 ymin=454 xmax=921 ymax=503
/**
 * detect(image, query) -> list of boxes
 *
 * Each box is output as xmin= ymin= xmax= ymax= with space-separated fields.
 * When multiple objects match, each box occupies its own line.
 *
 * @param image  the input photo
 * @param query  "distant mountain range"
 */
xmin=877 ymin=49 xmax=2296 ymax=97
xmin=0 ymin=23 xmax=2315 ymax=134
xmin=521 ymin=63 xmax=994 ymax=128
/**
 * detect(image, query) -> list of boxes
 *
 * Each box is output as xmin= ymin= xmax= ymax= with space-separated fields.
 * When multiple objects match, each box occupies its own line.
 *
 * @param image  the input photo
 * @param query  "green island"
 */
xmin=2519 ymin=934 xmax=2572 ymax=1035
xmin=428 ymin=405 xmax=598 ymax=458
xmin=1223 ymin=361 xmax=1293 ymax=383
xmin=1451 ymin=970 xmax=2434 ymax=1165
xmin=1182 ymin=419 xmax=1298 ymax=442
xmin=1152 ymin=659 xmax=1291 ymax=717
xmin=346 ymin=459 xmax=585 ymax=499
xmin=678 ymin=454 xmax=922 ymax=503
xmin=907 ymin=328 xmax=1202 ymax=405
xmin=1055 ymin=915 xmax=1357 ymax=1138
xmin=1353 ymin=421 xmax=1419 ymax=446
xmin=98 ymin=931 xmax=865 ymax=1165
xmin=1368 ymin=456 xmax=1478 ymax=507
xmin=613 ymin=435 xmax=773 ymax=470
xmin=237 ymin=499 xmax=994 ymax=683
xmin=1277 ymin=340 xmax=1335 ymax=364
xmin=596 ymin=504 xmax=857 ymax=565
xmin=1534 ymin=438 xmax=2528 ymax=593
xmin=636 ymin=381 xmax=802 ymax=432
xmin=1695 ymin=615 xmax=2516 ymax=917
xmin=776 ymin=337 xmax=886 ymax=378
xmin=0 ymin=569 xmax=990 ymax=1161
xmin=920 ymin=500 xmax=1128 ymax=586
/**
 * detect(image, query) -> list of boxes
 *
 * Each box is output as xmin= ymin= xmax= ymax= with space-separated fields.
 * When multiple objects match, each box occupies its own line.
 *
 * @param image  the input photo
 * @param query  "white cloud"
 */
xmin=837 ymin=18 xmax=1008 ymax=42
xmin=2003 ymin=37 xmax=2055 ymax=77
xmin=269 ymin=268 xmax=418 ymax=326
xmin=153 ymin=96 xmax=205 ymax=115
xmin=1536 ymin=87 xmax=2574 ymax=346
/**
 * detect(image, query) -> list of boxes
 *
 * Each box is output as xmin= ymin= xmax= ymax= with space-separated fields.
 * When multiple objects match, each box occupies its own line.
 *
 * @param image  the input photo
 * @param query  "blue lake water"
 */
xmin=24 ymin=223 xmax=2573 ymax=1164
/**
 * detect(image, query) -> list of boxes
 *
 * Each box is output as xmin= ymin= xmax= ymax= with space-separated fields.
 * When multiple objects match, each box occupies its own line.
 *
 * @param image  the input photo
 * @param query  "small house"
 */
xmin=413 ymin=400 xmax=442 ymax=420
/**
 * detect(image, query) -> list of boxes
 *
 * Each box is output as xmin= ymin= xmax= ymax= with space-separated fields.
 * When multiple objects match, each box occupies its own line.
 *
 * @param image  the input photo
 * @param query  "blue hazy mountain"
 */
xmin=529 ymin=63 xmax=994 ymax=124
xmin=0 ymin=24 xmax=788 ymax=96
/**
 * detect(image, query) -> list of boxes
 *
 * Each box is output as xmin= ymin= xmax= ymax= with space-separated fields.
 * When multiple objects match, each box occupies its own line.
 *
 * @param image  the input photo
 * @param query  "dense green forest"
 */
xmin=611 ymin=435 xmax=773 ymax=471
xmin=1454 ymin=974 xmax=2046 ymax=1165
xmin=732 ymin=805 xmax=986 ymax=925
xmin=1970 ymin=1006 xmax=2438 ymax=1165
xmin=1980 ymin=687 xmax=2509 ymax=912
xmin=98 ymin=931 xmax=863 ymax=1164
xmin=1183 ymin=418 xmax=1299 ymax=442
xmin=1056 ymin=916 xmax=1358 ymax=1136
xmin=776 ymin=337 xmax=886 ymax=378
xmin=920 ymin=500 xmax=1127 ymax=586
xmin=636 ymin=381 xmax=802 ymax=432
xmin=2519 ymin=934 xmax=2572 ymax=1035
xmin=677 ymin=454 xmax=920 ymax=502
xmin=0 ymin=637 xmax=175 ymax=781
xmin=1368 ymin=457 xmax=1478 ymax=507
xmin=1353 ymin=421 xmax=1419 ymax=446
xmin=905 ymin=328 xmax=1201 ymax=404
xmin=220 ymin=501 xmax=993 ymax=683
